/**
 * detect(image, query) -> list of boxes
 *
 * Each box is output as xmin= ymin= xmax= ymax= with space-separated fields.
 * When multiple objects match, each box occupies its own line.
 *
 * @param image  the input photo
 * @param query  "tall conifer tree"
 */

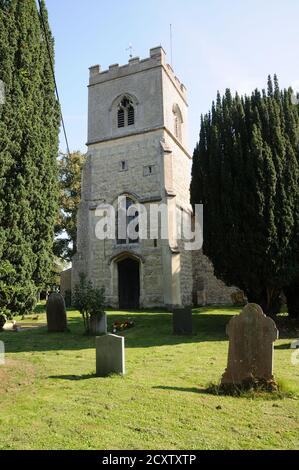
xmin=0 ymin=0 xmax=60 ymax=315
xmin=191 ymin=77 xmax=299 ymax=315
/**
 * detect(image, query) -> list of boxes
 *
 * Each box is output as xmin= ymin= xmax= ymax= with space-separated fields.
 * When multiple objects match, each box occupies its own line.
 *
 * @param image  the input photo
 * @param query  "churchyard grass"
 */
xmin=0 ymin=306 xmax=298 ymax=450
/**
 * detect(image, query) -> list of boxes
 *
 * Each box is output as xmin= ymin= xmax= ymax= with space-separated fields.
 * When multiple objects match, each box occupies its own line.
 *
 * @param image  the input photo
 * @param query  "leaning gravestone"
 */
xmin=221 ymin=303 xmax=278 ymax=385
xmin=96 ymin=334 xmax=125 ymax=377
xmin=173 ymin=306 xmax=193 ymax=335
xmin=46 ymin=293 xmax=68 ymax=333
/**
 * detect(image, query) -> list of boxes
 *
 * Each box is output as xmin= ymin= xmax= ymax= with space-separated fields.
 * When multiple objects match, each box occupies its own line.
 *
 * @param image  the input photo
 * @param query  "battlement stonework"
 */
xmin=89 ymin=47 xmax=187 ymax=101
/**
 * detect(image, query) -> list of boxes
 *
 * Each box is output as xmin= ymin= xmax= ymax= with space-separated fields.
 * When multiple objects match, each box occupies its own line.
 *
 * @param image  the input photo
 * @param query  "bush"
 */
xmin=73 ymin=273 xmax=105 ymax=335
xmin=0 ymin=261 xmax=37 ymax=317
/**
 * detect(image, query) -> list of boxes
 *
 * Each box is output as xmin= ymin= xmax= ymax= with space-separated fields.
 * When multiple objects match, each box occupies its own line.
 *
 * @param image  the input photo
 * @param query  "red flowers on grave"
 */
xmin=112 ymin=320 xmax=134 ymax=334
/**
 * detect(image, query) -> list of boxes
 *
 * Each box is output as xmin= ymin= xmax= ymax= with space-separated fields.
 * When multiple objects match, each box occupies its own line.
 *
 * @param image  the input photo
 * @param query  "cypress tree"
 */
xmin=191 ymin=77 xmax=299 ymax=315
xmin=0 ymin=0 xmax=60 ymax=315
xmin=32 ymin=0 xmax=60 ymax=290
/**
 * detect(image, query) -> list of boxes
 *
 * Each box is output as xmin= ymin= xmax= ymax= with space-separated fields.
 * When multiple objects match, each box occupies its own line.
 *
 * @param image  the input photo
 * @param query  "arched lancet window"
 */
xmin=117 ymin=96 xmax=135 ymax=128
xmin=173 ymin=104 xmax=183 ymax=142
xmin=116 ymin=196 xmax=139 ymax=245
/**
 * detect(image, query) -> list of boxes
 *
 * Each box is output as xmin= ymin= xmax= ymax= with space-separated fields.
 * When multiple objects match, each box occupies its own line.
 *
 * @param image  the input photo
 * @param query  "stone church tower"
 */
xmin=72 ymin=46 xmax=194 ymax=309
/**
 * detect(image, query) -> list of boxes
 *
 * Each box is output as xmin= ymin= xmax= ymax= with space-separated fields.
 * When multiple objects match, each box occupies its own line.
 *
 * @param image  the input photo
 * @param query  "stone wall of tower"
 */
xmin=72 ymin=46 xmax=195 ymax=308
xmin=75 ymin=130 xmax=168 ymax=308
xmin=163 ymin=134 xmax=193 ymax=306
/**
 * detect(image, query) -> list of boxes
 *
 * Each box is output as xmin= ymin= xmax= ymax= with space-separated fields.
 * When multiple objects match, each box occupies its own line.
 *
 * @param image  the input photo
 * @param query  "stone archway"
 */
xmin=118 ymin=257 xmax=140 ymax=309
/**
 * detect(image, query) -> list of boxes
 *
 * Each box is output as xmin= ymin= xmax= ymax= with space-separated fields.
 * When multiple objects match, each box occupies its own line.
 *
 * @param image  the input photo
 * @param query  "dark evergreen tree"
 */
xmin=191 ymin=77 xmax=299 ymax=315
xmin=0 ymin=0 xmax=60 ymax=315
xmin=0 ymin=2 xmax=14 ymax=312
xmin=32 ymin=0 xmax=60 ymax=290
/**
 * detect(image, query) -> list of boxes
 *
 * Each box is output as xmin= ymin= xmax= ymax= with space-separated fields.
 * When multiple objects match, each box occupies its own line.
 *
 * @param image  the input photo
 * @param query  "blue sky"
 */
xmin=46 ymin=0 xmax=299 ymax=154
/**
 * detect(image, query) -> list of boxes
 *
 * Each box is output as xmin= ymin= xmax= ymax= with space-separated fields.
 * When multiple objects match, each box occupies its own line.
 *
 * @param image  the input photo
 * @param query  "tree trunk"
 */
xmin=284 ymin=281 xmax=299 ymax=319
xmin=247 ymin=287 xmax=282 ymax=316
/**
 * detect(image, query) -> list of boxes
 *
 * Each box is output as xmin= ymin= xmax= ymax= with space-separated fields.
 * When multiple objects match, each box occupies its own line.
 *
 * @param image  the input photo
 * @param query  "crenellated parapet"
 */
xmin=88 ymin=46 xmax=187 ymax=101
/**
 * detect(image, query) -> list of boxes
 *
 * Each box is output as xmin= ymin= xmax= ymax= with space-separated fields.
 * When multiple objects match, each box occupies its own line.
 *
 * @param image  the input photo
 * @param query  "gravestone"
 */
xmin=221 ymin=303 xmax=278 ymax=385
xmin=173 ymin=306 xmax=193 ymax=335
xmin=46 ymin=293 xmax=68 ymax=333
xmin=90 ymin=313 xmax=107 ymax=335
xmin=96 ymin=334 xmax=125 ymax=377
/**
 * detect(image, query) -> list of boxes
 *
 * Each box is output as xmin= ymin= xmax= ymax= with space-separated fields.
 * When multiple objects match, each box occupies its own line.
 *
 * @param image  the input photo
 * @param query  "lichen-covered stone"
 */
xmin=221 ymin=303 xmax=279 ymax=385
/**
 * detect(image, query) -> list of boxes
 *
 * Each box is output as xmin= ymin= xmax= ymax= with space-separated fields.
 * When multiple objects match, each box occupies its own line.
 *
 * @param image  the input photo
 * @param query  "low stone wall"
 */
xmin=192 ymin=250 xmax=238 ymax=306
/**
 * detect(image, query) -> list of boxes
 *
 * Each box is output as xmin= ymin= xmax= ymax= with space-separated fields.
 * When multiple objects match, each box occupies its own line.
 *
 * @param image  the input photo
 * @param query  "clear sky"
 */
xmin=46 ymin=0 xmax=299 ymax=154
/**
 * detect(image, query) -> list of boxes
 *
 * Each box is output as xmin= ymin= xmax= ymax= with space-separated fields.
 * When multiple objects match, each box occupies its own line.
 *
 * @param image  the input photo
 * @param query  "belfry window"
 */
xmin=117 ymin=97 xmax=135 ymax=128
xmin=118 ymin=108 xmax=125 ymax=128
xmin=128 ymin=105 xmax=135 ymax=126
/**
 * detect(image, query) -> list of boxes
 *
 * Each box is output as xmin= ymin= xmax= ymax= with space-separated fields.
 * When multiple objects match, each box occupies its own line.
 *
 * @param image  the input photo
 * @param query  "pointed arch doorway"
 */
xmin=118 ymin=257 xmax=140 ymax=309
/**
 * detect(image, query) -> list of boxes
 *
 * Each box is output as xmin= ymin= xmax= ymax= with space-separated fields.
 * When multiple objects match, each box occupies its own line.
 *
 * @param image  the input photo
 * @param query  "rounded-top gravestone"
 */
xmin=46 ymin=293 xmax=68 ymax=333
xmin=221 ymin=303 xmax=279 ymax=386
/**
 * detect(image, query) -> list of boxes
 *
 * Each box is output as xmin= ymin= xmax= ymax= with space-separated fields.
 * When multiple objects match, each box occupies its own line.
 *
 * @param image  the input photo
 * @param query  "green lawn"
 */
xmin=0 ymin=306 xmax=298 ymax=450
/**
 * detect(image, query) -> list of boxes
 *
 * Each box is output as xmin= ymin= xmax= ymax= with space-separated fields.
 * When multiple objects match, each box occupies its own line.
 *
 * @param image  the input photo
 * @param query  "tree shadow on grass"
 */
xmin=1 ymin=311 xmax=233 ymax=354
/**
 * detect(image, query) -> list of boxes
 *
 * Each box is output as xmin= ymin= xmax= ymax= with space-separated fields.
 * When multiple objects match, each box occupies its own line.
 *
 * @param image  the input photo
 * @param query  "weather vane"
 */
xmin=126 ymin=43 xmax=133 ymax=59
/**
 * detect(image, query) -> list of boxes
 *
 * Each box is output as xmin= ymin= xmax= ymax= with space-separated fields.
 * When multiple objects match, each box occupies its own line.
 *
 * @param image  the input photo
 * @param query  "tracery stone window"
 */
xmin=117 ymin=96 xmax=135 ymax=128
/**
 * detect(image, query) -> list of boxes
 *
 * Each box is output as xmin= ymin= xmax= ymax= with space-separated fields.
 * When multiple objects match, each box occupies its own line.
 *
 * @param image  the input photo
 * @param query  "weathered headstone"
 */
xmin=96 ymin=334 xmax=125 ymax=377
xmin=173 ymin=306 xmax=193 ymax=335
xmin=221 ymin=303 xmax=278 ymax=385
xmin=46 ymin=293 xmax=68 ymax=333
xmin=90 ymin=313 xmax=107 ymax=335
